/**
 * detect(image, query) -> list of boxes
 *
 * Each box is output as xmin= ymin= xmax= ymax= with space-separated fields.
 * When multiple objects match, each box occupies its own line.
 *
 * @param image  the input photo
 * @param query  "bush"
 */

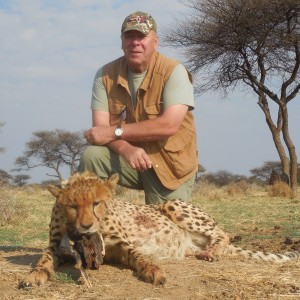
xmin=225 ymin=180 xmax=249 ymax=196
xmin=192 ymin=181 xmax=225 ymax=201
xmin=0 ymin=186 xmax=28 ymax=225
xmin=268 ymin=181 xmax=293 ymax=198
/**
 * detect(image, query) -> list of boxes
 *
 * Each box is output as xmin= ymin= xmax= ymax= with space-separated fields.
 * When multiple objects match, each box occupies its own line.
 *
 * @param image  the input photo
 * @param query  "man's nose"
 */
xmin=131 ymin=37 xmax=141 ymax=45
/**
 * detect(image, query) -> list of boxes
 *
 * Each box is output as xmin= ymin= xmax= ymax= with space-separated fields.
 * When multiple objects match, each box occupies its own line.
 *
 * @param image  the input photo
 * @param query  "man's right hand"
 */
xmin=120 ymin=144 xmax=152 ymax=171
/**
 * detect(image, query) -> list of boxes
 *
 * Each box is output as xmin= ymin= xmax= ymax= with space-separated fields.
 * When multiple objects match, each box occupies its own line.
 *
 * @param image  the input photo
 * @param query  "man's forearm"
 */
xmin=107 ymin=139 xmax=132 ymax=155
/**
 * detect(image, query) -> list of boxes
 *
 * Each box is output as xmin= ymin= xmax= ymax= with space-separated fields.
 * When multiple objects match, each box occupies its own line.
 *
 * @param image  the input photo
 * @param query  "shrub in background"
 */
xmin=268 ymin=181 xmax=293 ymax=198
xmin=0 ymin=184 xmax=28 ymax=225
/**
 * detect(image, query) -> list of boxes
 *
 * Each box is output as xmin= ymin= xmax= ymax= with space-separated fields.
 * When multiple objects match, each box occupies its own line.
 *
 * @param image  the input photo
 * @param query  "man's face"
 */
xmin=121 ymin=30 xmax=158 ymax=73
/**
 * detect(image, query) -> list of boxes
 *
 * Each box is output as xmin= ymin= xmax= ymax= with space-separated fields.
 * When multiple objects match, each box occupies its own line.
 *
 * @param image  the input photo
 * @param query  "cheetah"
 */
xmin=20 ymin=171 xmax=300 ymax=287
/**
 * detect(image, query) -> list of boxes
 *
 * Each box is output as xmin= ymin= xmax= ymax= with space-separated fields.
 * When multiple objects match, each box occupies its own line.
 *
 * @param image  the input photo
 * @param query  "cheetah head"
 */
xmin=48 ymin=171 xmax=119 ymax=235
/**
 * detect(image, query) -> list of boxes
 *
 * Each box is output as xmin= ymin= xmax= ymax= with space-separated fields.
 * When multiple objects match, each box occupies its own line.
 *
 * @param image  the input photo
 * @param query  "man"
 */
xmin=79 ymin=11 xmax=198 ymax=204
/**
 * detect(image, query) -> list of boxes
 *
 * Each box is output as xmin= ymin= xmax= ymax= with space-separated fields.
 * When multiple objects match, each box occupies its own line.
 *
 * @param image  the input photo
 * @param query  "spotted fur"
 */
xmin=20 ymin=172 xmax=300 ymax=287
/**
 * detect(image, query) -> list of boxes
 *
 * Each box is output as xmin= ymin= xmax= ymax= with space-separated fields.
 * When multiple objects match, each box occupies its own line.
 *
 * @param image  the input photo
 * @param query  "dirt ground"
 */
xmin=1 ymin=239 xmax=300 ymax=300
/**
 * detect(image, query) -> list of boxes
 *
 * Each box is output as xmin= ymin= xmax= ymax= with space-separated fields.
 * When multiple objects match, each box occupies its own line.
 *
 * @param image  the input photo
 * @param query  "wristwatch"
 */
xmin=114 ymin=126 xmax=124 ymax=139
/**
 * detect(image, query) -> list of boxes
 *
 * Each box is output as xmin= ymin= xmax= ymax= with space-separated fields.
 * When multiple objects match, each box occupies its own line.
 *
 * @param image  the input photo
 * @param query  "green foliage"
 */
xmin=53 ymin=272 xmax=77 ymax=284
xmin=164 ymin=0 xmax=299 ymax=188
xmin=14 ymin=129 xmax=87 ymax=181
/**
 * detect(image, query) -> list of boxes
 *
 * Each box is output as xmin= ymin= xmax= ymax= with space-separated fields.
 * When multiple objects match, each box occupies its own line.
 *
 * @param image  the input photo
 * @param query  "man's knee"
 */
xmin=78 ymin=145 xmax=109 ymax=173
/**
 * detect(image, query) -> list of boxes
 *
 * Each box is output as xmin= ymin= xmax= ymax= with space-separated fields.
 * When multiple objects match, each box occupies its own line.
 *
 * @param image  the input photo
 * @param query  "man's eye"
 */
xmin=69 ymin=205 xmax=77 ymax=209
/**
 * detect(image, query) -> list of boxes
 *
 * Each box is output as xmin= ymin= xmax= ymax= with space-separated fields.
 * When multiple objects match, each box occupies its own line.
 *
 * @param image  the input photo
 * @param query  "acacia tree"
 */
xmin=0 ymin=169 xmax=12 ymax=185
xmin=201 ymin=170 xmax=247 ymax=186
xmin=13 ymin=174 xmax=31 ymax=187
xmin=14 ymin=129 xmax=87 ymax=181
xmin=250 ymin=161 xmax=282 ymax=182
xmin=250 ymin=160 xmax=300 ymax=184
xmin=164 ymin=0 xmax=299 ymax=189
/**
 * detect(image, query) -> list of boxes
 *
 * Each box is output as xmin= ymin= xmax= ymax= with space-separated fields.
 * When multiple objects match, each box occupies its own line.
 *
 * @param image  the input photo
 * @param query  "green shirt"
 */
xmin=91 ymin=64 xmax=194 ymax=111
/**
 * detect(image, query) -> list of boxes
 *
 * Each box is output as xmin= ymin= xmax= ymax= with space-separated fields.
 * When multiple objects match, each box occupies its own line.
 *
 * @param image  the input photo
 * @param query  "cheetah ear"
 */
xmin=105 ymin=173 xmax=119 ymax=191
xmin=47 ymin=185 xmax=62 ymax=198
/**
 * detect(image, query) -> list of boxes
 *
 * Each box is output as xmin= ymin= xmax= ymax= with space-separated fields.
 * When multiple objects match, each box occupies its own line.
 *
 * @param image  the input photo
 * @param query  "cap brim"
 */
xmin=122 ymin=25 xmax=150 ymax=35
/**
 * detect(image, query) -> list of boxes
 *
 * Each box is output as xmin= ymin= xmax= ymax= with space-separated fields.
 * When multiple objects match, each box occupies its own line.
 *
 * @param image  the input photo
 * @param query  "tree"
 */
xmin=250 ymin=161 xmax=282 ymax=182
xmin=250 ymin=160 xmax=300 ymax=184
xmin=164 ymin=0 xmax=299 ymax=189
xmin=200 ymin=170 xmax=247 ymax=186
xmin=196 ymin=163 xmax=206 ymax=180
xmin=13 ymin=174 xmax=30 ymax=187
xmin=14 ymin=129 xmax=87 ymax=181
xmin=0 ymin=169 xmax=12 ymax=185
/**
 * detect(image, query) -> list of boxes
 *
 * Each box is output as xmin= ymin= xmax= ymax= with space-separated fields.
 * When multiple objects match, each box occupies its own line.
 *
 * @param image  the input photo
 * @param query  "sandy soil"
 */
xmin=1 ymin=239 xmax=300 ymax=300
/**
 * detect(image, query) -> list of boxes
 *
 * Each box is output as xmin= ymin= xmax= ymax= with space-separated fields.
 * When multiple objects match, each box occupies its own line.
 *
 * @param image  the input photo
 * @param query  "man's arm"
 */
xmin=87 ymin=104 xmax=188 ymax=145
xmin=87 ymin=109 xmax=153 ymax=171
xmin=85 ymin=104 xmax=188 ymax=171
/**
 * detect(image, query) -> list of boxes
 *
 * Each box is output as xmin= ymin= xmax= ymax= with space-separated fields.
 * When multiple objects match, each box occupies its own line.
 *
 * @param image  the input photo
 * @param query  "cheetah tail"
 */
xmin=226 ymin=244 xmax=300 ymax=263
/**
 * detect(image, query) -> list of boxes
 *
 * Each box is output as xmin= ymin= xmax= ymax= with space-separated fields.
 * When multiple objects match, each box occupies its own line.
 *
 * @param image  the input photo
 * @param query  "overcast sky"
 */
xmin=0 ymin=0 xmax=299 ymax=183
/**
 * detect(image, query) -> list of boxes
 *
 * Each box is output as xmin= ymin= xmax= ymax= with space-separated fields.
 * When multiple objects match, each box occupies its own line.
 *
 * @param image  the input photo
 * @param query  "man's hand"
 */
xmin=121 ymin=144 xmax=152 ymax=171
xmin=86 ymin=125 xmax=152 ymax=171
xmin=85 ymin=125 xmax=114 ymax=145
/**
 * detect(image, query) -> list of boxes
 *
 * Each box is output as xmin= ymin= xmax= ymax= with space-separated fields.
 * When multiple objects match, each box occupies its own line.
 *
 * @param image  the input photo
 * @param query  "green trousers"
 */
xmin=78 ymin=145 xmax=195 ymax=204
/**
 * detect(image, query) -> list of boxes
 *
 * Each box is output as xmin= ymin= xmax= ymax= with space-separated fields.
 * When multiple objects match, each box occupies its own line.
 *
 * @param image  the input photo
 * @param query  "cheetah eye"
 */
xmin=93 ymin=201 xmax=100 ymax=207
xmin=68 ymin=204 xmax=78 ymax=210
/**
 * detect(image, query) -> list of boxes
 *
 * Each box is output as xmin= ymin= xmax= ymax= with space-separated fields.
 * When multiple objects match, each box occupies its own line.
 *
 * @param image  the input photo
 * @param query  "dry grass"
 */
xmin=0 ymin=184 xmax=28 ymax=226
xmin=191 ymin=181 xmax=300 ymax=242
xmin=0 ymin=182 xmax=299 ymax=299
xmin=0 ymin=182 xmax=299 ymax=246
xmin=192 ymin=180 xmax=267 ymax=201
xmin=268 ymin=180 xmax=294 ymax=198
xmin=0 ymin=185 xmax=54 ymax=246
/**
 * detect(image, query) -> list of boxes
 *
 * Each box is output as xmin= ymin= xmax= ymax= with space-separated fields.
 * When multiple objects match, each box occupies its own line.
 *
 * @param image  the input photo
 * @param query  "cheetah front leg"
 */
xmin=104 ymin=241 xmax=166 ymax=285
xmin=19 ymin=203 xmax=66 ymax=288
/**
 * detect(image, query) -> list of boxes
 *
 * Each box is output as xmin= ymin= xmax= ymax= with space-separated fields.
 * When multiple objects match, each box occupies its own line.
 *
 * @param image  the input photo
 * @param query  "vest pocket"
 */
xmin=145 ymin=104 xmax=161 ymax=119
xmin=109 ymin=102 xmax=126 ymax=125
xmin=161 ymin=129 xmax=197 ymax=177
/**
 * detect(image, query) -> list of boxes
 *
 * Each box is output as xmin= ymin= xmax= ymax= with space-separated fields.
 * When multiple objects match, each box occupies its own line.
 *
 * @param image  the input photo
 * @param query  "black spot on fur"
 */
xmin=176 ymin=216 xmax=184 ymax=222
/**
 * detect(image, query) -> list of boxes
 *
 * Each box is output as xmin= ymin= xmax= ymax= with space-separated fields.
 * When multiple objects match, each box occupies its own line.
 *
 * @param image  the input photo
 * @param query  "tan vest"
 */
xmin=102 ymin=51 xmax=198 ymax=190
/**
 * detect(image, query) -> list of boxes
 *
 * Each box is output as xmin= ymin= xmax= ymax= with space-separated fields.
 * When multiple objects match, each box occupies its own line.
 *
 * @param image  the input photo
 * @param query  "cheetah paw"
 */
xmin=139 ymin=264 xmax=166 ymax=285
xmin=19 ymin=270 xmax=51 ymax=288
xmin=195 ymin=250 xmax=217 ymax=262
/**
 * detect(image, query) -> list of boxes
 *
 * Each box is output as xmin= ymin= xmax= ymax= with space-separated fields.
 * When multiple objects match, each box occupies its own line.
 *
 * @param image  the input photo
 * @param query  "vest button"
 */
xmin=155 ymin=164 xmax=159 ymax=168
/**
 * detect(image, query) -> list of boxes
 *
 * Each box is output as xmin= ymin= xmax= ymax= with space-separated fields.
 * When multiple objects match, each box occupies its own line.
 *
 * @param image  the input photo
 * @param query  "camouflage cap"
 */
xmin=121 ymin=11 xmax=157 ymax=35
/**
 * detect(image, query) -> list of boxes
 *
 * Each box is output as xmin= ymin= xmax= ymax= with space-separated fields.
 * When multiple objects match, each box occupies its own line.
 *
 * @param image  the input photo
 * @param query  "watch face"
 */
xmin=115 ymin=127 xmax=123 ymax=137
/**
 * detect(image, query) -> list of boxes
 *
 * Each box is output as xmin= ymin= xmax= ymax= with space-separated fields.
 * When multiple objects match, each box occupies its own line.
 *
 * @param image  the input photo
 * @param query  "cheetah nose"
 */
xmin=81 ymin=223 xmax=93 ymax=230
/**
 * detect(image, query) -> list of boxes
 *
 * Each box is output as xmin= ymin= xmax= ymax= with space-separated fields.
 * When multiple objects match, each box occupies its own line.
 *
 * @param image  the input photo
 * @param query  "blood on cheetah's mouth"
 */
xmin=73 ymin=232 xmax=105 ymax=270
xmin=61 ymin=230 xmax=106 ymax=270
